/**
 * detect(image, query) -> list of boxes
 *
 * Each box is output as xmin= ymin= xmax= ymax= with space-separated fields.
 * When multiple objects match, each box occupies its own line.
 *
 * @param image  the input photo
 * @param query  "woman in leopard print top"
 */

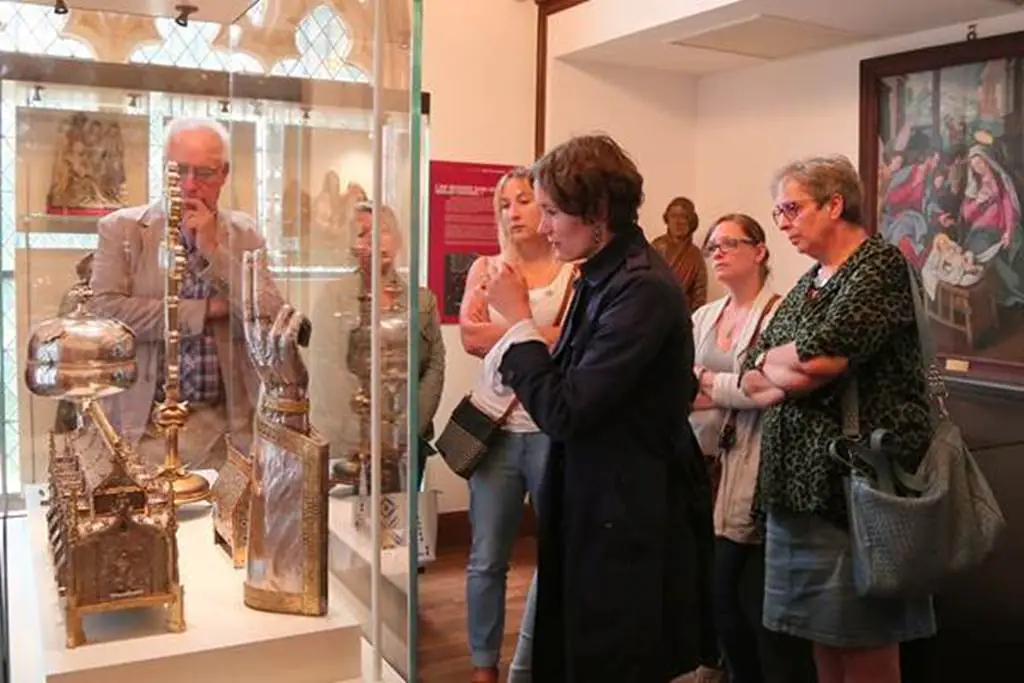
xmin=738 ymin=155 xmax=936 ymax=683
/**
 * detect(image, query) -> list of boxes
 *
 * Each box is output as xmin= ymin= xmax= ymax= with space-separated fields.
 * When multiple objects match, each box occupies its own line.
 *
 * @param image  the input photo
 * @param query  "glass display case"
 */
xmin=1 ymin=1 xmax=426 ymax=681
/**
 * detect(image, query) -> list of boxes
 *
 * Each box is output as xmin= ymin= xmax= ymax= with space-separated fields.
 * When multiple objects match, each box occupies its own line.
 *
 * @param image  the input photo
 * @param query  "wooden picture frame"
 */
xmin=859 ymin=30 xmax=1024 ymax=389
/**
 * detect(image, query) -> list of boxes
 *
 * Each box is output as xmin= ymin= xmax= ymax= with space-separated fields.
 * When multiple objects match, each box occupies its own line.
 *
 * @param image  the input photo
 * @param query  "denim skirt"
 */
xmin=762 ymin=509 xmax=937 ymax=648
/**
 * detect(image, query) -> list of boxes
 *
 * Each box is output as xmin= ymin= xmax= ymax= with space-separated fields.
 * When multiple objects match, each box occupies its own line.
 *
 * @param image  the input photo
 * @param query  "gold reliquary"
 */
xmin=26 ymin=281 xmax=184 ymax=648
xmin=241 ymin=250 xmax=329 ymax=617
xmin=211 ymin=435 xmax=252 ymax=568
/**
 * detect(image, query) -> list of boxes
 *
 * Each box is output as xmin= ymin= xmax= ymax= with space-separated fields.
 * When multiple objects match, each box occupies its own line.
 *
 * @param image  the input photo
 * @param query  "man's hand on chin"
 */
xmin=183 ymin=198 xmax=218 ymax=256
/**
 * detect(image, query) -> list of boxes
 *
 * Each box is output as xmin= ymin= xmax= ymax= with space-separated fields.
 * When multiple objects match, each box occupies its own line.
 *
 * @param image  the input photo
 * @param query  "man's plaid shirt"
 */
xmin=154 ymin=236 xmax=224 ymax=405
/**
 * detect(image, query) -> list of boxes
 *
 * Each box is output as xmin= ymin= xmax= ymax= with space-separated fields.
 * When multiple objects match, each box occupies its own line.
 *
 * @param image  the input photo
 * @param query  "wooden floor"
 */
xmin=418 ymin=538 xmax=536 ymax=682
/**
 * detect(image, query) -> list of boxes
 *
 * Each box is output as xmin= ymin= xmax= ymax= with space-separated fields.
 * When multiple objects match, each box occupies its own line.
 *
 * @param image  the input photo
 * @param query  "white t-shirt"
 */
xmin=470 ymin=261 xmax=575 ymax=432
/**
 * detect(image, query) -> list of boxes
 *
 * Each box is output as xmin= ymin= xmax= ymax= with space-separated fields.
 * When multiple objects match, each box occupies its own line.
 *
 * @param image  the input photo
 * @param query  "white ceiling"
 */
xmin=559 ymin=0 xmax=1023 ymax=74
xmin=19 ymin=0 xmax=258 ymax=24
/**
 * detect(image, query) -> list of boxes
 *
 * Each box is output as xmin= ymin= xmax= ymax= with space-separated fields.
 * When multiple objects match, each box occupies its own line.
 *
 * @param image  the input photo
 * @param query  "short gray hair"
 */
xmin=771 ymin=154 xmax=863 ymax=224
xmin=350 ymin=201 xmax=403 ymax=248
xmin=163 ymin=117 xmax=232 ymax=161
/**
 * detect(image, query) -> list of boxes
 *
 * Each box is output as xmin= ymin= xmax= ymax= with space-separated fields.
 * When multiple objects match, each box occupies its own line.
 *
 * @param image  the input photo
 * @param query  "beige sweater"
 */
xmin=689 ymin=285 xmax=778 ymax=544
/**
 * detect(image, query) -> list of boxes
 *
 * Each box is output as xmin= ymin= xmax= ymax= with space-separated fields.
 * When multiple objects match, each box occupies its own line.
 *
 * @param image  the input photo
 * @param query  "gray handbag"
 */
xmin=829 ymin=261 xmax=1005 ymax=599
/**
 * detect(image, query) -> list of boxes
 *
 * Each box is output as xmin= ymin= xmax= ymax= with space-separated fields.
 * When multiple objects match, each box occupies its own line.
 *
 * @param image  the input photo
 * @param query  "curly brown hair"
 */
xmin=532 ymin=134 xmax=644 ymax=232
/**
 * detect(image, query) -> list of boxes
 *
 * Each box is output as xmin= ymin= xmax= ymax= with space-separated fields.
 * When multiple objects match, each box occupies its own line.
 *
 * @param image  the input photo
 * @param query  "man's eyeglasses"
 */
xmin=702 ymin=237 xmax=756 ymax=258
xmin=175 ymin=163 xmax=222 ymax=183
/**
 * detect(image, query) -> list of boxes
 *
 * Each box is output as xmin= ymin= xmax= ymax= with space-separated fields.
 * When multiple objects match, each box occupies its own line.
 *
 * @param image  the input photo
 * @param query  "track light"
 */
xmin=174 ymin=4 xmax=197 ymax=28
xmin=54 ymin=0 xmax=68 ymax=15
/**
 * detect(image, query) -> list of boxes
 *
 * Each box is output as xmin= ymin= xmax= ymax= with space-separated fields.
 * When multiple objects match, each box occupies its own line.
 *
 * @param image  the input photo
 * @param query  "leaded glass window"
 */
xmin=129 ymin=17 xmax=264 ymax=73
xmin=270 ymin=4 xmax=369 ymax=82
xmin=0 ymin=1 xmax=95 ymax=59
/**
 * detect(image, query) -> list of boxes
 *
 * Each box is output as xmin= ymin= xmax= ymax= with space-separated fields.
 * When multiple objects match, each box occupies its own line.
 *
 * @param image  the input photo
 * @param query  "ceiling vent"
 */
xmin=669 ymin=14 xmax=867 ymax=61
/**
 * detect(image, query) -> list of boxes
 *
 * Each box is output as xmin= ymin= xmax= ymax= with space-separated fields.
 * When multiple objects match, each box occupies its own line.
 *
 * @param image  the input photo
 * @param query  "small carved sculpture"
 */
xmin=242 ymin=249 xmax=329 ymax=616
xmin=46 ymin=112 xmax=127 ymax=215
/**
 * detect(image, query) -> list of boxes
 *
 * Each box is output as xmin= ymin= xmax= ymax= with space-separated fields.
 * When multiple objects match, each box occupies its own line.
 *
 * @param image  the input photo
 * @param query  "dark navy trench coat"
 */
xmin=499 ymin=224 xmax=717 ymax=683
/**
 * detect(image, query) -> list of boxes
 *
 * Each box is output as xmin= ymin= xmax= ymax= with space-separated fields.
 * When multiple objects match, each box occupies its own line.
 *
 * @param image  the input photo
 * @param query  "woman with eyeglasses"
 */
xmin=739 ymin=155 xmax=935 ymax=683
xmin=689 ymin=215 xmax=816 ymax=683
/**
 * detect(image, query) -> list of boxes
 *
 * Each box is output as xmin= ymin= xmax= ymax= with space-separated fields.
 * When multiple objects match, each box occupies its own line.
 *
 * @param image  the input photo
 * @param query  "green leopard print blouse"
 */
xmin=742 ymin=234 xmax=931 ymax=527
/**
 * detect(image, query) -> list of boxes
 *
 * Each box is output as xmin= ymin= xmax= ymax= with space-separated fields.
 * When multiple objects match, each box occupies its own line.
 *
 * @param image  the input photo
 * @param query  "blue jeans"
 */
xmin=508 ymin=570 xmax=538 ymax=682
xmin=467 ymin=430 xmax=549 ymax=670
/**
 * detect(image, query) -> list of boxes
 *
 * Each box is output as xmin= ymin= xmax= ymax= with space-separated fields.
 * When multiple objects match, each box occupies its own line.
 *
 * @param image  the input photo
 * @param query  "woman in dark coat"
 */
xmin=484 ymin=134 xmax=717 ymax=683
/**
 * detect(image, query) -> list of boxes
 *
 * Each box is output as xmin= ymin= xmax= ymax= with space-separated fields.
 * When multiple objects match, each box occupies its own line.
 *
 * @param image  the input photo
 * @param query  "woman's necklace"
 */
xmin=716 ymin=303 xmax=750 ymax=349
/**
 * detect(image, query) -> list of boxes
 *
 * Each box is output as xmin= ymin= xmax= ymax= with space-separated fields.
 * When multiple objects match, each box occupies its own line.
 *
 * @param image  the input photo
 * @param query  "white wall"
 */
xmin=546 ymin=59 xmax=699 ymax=238
xmin=695 ymin=14 xmax=1024 ymax=296
xmin=422 ymin=0 xmax=537 ymax=512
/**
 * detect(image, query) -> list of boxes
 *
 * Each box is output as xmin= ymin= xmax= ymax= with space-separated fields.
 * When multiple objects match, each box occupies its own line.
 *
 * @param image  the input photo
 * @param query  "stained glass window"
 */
xmin=270 ymin=4 xmax=369 ymax=82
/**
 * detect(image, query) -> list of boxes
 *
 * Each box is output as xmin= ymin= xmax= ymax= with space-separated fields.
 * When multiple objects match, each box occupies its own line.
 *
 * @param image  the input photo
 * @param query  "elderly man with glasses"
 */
xmin=87 ymin=116 xmax=284 ymax=472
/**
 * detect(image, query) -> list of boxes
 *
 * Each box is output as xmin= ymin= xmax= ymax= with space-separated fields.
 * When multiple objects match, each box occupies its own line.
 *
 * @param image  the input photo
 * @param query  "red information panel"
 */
xmin=428 ymin=160 xmax=516 ymax=323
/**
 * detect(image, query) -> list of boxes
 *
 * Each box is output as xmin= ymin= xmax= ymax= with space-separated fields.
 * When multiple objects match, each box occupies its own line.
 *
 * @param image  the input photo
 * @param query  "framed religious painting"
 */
xmin=859 ymin=30 xmax=1024 ymax=389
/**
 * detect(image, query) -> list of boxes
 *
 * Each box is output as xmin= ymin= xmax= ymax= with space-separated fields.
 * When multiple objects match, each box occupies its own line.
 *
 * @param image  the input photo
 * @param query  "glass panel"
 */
xmin=231 ymin=0 xmax=425 ymax=679
xmin=2 ymin=1 xmax=426 ymax=679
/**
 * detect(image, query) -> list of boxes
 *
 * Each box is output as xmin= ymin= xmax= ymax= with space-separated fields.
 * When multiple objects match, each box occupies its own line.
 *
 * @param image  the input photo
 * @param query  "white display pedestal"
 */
xmin=327 ymin=493 xmax=415 ymax=681
xmin=329 ymin=495 xmax=410 ymax=590
xmin=15 ymin=485 xmax=364 ymax=683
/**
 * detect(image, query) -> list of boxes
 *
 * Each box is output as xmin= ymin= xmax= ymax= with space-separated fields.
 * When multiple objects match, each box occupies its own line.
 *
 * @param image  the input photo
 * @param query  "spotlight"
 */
xmin=174 ymin=4 xmax=197 ymax=28
xmin=53 ymin=0 xmax=68 ymax=15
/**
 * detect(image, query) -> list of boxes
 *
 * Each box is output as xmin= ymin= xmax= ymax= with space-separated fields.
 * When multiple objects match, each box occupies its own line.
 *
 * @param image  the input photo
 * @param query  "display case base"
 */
xmin=16 ymin=485 xmax=362 ymax=683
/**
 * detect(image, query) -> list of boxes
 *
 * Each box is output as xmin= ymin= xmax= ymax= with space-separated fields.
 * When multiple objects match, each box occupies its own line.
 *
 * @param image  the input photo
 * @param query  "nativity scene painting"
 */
xmin=46 ymin=112 xmax=128 ymax=216
xmin=876 ymin=56 xmax=1024 ymax=375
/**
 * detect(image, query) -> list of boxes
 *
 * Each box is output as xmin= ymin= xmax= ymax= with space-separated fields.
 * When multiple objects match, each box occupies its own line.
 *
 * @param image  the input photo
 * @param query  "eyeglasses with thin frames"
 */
xmin=770 ymin=200 xmax=808 ymax=226
xmin=702 ymin=237 xmax=757 ymax=258
xmin=175 ymin=163 xmax=223 ymax=183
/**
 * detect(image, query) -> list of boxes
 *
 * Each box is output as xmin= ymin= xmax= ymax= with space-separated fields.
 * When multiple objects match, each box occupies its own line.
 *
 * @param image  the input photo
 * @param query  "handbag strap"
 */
xmin=839 ymin=256 xmax=947 ymax=439
xmin=493 ymin=265 xmax=579 ymax=426
xmin=718 ymin=293 xmax=781 ymax=452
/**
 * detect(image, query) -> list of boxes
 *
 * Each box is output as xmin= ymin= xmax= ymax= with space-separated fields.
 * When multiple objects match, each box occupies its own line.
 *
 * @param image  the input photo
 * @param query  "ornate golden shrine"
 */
xmin=27 ymin=275 xmax=184 ymax=648
xmin=44 ymin=430 xmax=184 ymax=648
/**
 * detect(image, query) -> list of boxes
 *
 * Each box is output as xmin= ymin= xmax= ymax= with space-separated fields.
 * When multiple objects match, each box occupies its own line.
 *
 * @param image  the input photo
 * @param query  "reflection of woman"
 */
xmin=739 ymin=155 xmax=935 ymax=683
xmin=486 ymin=135 xmax=716 ymax=682
xmin=312 ymin=170 xmax=343 ymax=235
xmin=652 ymin=196 xmax=708 ymax=309
xmin=307 ymin=202 xmax=445 ymax=489
xmin=690 ymin=215 xmax=815 ymax=683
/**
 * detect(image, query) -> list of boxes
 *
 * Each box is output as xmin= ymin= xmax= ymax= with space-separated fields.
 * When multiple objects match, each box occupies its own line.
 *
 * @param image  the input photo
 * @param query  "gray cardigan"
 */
xmin=690 ymin=285 xmax=778 ymax=543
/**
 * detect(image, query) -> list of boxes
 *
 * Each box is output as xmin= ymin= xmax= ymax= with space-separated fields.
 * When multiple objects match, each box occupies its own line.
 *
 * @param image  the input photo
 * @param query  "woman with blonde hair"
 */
xmin=459 ymin=167 xmax=575 ymax=683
